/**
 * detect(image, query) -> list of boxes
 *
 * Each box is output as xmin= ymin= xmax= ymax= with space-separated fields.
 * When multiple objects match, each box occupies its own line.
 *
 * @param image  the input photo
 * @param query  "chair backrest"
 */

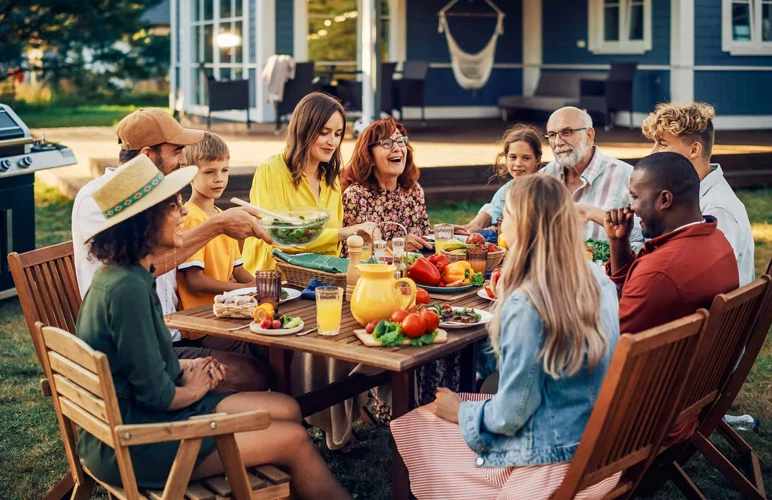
xmin=401 ymin=60 xmax=429 ymax=81
xmin=677 ymin=276 xmax=771 ymax=421
xmin=32 ymin=323 xmax=137 ymax=493
xmin=278 ymin=62 xmax=317 ymax=115
xmin=8 ymin=241 xmax=82 ymax=365
xmin=535 ymin=71 xmax=605 ymax=98
xmin=608 ymin=62 xmax=637 ymax=82
xmin=553 ymin=311 xmax=709 ymax=499
xmin=380 ymin=62 xmax=398 ymax=113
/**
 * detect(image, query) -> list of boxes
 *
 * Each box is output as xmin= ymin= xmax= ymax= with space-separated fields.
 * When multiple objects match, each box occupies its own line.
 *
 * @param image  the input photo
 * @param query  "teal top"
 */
xmin=75 ymin=264 xmax=229 ymax=488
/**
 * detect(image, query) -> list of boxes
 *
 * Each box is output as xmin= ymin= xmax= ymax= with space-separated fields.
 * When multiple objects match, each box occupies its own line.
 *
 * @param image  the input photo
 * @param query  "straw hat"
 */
xmin=83 ymin=154 xmax=197 ymax=241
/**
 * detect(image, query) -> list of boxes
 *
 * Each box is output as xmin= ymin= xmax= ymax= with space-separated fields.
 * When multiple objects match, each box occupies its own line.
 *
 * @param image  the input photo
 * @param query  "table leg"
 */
xmin=459 ymin=341 xmax=478 ymax=393
xmin=391 ymin=370 xmax=415 ymax=500
xmin=268 ymin=347 xmax=294 ymax=394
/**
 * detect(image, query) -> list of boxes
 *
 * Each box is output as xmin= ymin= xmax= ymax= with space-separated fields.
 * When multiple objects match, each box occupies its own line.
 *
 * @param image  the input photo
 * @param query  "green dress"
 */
xmin=75 ymin=264 xmax=230 ymax=489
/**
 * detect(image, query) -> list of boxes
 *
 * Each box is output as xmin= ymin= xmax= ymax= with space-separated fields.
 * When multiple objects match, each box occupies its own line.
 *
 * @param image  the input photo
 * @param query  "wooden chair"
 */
xmin=552 ymin=311 xmax=709 ymax=499
xmin=650 ymin=274 xmax=772 ymax=499
xmin=8 ymin=242 xmax=82 ymax=499
xmin=8 ymin=241 xmax=81 ymax=366
xmin=33 ymin=322 xmax=291 ymax=500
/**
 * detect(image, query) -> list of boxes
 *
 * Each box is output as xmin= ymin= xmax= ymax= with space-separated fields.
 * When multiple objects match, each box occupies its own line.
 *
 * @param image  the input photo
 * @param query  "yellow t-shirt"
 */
xmin=241 ymin=153 xmax=343 ymax=273
xmin=177 ymin=202 xmax=244 ymax=318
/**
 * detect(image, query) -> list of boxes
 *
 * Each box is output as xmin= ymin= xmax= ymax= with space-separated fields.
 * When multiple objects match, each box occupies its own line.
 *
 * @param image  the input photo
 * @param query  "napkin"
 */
xmin=478 ymin=229 xmax=499 ymax=243
xmin=272 ymin=249 xmax=349 ymax=274
xmin=301 ymin=278 xmax=335 ymax=300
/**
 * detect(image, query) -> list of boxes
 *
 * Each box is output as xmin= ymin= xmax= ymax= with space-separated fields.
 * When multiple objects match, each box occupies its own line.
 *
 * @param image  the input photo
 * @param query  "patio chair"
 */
xmin=643 ymin=274 xmax=772 ymax=499
xmin=394 ymin=61 xmax=430 ymax=123
xmin=33 ymin=322 xmax=291 ymax=500
xmin=275 ymin=61 xmax=317 ymax=132
xmin=552 ymin=311 xmax=709 ymax=499
xmin=199 ymin=63 xmax=251 ymax=130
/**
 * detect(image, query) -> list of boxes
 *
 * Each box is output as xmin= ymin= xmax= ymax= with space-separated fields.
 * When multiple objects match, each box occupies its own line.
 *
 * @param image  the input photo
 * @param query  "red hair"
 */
xmin=341 ymin=117 xmax=419 ymax=191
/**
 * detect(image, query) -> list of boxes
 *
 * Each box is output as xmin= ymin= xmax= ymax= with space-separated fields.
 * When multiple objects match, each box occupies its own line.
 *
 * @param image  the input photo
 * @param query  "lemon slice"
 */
xmin=252 ymin=303 xmax=275 ymax=322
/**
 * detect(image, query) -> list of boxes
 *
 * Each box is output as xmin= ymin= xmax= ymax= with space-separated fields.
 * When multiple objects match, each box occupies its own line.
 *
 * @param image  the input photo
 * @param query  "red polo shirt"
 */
xmin=608 ymin=216 xmax=739 ymax=335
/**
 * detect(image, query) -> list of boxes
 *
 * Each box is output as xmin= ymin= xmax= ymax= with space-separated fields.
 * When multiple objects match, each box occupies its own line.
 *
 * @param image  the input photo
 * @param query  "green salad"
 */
xmin=585 ymin=239 xmax=610 ymax=263
xmin=372 ymin=320 xmax=437 ymax=347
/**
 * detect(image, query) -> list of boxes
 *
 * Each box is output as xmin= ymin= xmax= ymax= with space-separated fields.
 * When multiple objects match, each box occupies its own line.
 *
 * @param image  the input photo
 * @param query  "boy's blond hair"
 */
xmin=184 ymin=132 xmax=230 ymax=166
xmin=641 ymin=102 xmax=715 ymax=159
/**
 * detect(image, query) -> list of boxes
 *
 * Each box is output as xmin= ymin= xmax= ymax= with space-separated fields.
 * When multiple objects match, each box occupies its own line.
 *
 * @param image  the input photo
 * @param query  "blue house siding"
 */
xmin=541 ymin=0 xmax=670 ymax=66
xmin=406 ymin=0 xmax=522 ymax=106
xmin=694 ymin=0 xmax=772 ymax=66
xmin=694 ymin=71 xmax=772 ymax=114
xmin=275 ymin=0 xmax=294 ymax=56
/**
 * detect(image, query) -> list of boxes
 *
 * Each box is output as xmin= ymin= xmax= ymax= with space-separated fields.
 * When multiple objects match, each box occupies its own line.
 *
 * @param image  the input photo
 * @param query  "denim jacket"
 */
xmin=458 ymin=264 xmax=620 ymax=467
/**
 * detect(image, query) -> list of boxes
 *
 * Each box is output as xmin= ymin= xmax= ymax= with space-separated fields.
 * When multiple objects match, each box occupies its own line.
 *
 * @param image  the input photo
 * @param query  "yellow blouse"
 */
xmin=241 ymin=153 xmax=343 ymax=273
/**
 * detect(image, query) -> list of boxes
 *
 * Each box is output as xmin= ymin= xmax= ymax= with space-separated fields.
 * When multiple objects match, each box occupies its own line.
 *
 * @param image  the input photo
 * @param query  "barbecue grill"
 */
xmin=0 ymin=103 xmax=77 ymax=298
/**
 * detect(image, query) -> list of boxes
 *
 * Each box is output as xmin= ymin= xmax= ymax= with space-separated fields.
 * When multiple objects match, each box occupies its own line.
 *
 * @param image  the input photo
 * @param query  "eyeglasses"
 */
xmin=372 ymin=136 xmax=409 ymax=149
xmin=544 ymin=127 xmax=588 ymax=142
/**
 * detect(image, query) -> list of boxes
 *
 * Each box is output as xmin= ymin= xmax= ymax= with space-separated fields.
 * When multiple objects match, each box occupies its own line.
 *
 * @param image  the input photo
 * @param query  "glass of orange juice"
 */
xmin=316 ymin=286 xmax=344 ymax=336
xmin=434 ymin=223 xmax=454 ymax=254
xmin=467 ymin=245 xmax=488 ymax=275
xmin=397 ymin=281 xmax=414 ymax=309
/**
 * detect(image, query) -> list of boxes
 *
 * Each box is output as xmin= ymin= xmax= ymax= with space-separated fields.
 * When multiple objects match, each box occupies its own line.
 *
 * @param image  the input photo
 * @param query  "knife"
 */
xmin=296 ymin=327 xmax=318 ymax=337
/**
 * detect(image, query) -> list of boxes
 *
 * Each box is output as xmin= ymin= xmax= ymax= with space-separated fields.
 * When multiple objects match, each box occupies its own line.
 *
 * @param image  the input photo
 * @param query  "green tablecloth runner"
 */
xmin=272 ymin=249 xmax=349 ymax=274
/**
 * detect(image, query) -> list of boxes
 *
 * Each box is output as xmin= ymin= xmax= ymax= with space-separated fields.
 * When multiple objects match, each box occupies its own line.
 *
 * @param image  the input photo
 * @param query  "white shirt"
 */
xmin=71 ymin=170 xmax=182 ymax=341
xmin=700 ymin=164 xmax=755 ymax=286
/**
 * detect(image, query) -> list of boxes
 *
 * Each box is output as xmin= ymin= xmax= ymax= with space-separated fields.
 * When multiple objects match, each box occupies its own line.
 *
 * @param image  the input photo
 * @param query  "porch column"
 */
xmin=522 ymin=0 xmax=542 ymax=97
xmin=256 ymin=0 xmax=277 ymax=122
xmin=670 ymin=0 xmax=695 ymax=103
xmin=360 ymin=0 xmax=379 ymax=126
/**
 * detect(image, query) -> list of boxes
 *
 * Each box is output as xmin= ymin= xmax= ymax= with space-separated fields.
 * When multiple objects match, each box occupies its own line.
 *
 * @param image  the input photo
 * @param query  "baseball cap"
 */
xmin=116 ymin=108 xmax=205 ymax=150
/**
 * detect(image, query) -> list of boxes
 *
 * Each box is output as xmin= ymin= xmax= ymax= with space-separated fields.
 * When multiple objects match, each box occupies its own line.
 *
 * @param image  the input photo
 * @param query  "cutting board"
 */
xmin=354 ymin=328 xmax=448 ymax=347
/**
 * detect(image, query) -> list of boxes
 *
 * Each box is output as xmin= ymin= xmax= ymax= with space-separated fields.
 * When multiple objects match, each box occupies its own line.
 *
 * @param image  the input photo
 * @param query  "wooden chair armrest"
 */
xmin=114 ymin=410 xmax=271 ymax=447
xmin=40 ymin=378 xmax=52 ymax=398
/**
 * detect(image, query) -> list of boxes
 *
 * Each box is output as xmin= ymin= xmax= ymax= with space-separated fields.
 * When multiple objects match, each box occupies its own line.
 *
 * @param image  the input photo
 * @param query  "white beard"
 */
xmin=554 ymin=140 xmax=590 ymax=168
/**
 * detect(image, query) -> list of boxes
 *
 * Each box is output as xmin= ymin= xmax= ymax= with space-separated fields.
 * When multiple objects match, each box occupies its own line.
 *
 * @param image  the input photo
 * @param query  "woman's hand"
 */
xmin=340 ymin=222 xmax=381 ymax=243
xmin=405 ymin=233 xmax=432 ymax=252
xmin=433 ymin=387 xmax=461 ymax=423
xmin=181 ymin=357 xmax=213 ymax=401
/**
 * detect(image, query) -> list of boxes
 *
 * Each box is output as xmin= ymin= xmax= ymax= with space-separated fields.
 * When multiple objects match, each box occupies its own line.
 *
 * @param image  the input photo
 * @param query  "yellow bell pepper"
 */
xmin=498 ymin=233 xmax=508 ymax=250
xmin=442 ymin=260 xmax=474 ymax=285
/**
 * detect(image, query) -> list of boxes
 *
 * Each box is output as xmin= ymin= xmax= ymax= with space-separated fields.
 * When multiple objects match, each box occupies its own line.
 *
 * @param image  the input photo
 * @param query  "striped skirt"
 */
xmin=391 ymin=393 xmax=621 ymax=500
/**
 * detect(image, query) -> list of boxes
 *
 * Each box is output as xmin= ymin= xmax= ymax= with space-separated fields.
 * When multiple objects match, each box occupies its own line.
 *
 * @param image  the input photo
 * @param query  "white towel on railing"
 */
xmin=263 ymin=55 xmax=296 ymax=104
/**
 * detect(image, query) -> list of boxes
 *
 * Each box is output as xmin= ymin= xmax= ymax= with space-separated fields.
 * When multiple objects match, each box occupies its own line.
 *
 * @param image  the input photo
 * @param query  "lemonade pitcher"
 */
xmin=350 ymin=264 xmax=417 ymax=326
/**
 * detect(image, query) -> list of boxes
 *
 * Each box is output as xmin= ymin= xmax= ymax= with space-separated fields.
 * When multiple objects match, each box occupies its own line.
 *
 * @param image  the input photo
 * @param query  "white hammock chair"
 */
xmin=438 ymin=0 xmax=505 ymax=91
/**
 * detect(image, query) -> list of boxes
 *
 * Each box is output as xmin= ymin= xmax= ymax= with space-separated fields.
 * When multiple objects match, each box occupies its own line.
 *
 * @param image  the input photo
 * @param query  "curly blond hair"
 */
xmin=641 ymin=102 xmax=715 ymax=158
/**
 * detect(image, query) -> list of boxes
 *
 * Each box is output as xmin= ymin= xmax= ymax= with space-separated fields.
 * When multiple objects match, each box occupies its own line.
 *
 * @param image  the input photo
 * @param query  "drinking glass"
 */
xmin=315 ymin=286 xmax=344 ymax=336
xmin=466 ymin=245 xmax=488 ymax=275
xmin=255 ymin=270 xmax=282 ymax=309
xmin=360 ymin=242 xmax=373 ymax=262
xmin=434 ymin=223 xmax=454 ymax=255
xmin=396 ymin=281 xmax=414 ymax=309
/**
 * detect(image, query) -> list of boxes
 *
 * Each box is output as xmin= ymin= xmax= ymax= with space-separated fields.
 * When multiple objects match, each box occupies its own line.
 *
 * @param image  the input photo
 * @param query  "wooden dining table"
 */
xmin=165 ymin=286 xmax=493 ymax=500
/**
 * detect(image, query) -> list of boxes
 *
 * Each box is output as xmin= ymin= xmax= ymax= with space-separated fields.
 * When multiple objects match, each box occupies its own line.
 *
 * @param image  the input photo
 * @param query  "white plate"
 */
xmin=225 ymin=287 xmax=301 ymax=303
xmin=249 ymin=319 xmax=305 ymax=336
xmin=440 ymin=307 xmax=493 ymax=329
xmin=477 ymin=288 xmax=497 ymax=301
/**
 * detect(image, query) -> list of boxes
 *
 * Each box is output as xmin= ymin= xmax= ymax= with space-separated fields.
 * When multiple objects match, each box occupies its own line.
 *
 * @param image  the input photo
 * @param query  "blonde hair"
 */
xmin=488 ymin=176 xmax=608 ymax=379
xmin=492 ymin=124 xmax=544 ymax=180
xmin=641 ymin=102 xmax=715 ymax=159
xmin=184 ymin=132 xmax=230 ymax=166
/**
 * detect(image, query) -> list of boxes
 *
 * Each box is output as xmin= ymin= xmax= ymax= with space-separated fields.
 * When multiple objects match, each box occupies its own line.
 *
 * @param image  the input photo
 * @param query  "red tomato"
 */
xmin=486 ymin=243 xmax=499 ymax=252
xmin=272 ymin=320 xmax=282 ymax=329
xmin=390 ymin=309 xmax=410 ymax=323
xmin=260 ymin=318 xmax=272 ymax=329
xmin=401 ymin=313 xmax=427 ymax=338
xmin=415 ymin=288 xmax=431 ymax=305
xmin=365 ymin=321 xmax=377 ymax=334
xmin=419 ymin=310 xmax=440 ymax=334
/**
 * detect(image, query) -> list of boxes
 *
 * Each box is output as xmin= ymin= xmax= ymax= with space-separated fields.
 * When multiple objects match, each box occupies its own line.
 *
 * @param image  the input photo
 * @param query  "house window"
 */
xmin=190 ymin=0 xmax=246 ymax=105
xmin=588 ymin=0 xmax=652 ymax=54
xmin=307 ymin=0 xmax=391 ymax=72
xmin=723 ymin=0 xmax=772 ymax=54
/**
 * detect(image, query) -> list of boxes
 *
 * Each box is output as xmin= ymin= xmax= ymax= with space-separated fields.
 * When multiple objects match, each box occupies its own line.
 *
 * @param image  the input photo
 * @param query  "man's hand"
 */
xmin=603 ymin=206 xmax=635 ymax=242
xmin=575 ymin=203 xmax=605 ymax=226
xmin=213 ymin=207 xmax=273 ymax=244
xmin=206 ymin=359 xmax=228 ymax=390
xmin=433 ymin=387 xmax=461 ymax=423
xmin=180 ymin=357 xmax=213 ymax=401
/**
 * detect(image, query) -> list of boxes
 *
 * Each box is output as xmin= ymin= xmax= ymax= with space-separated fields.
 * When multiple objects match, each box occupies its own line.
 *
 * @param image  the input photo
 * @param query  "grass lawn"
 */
xmin=14 ymin=105 xmax=171 ymax=129
xmin=0 ymin=182 xmax=770 ymax=499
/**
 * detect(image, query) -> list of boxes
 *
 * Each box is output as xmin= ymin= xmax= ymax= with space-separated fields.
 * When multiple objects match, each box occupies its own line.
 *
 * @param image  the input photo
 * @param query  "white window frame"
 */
xmin=722 ymin=0 xmax=772 ymax=55
xmin=588 ymin=0 xmax=652 ymax=54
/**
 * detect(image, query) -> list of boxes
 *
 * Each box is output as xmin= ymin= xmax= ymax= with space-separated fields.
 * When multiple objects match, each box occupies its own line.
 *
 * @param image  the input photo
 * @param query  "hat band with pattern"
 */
xmin=103 ymin=171 xmax=164 ymax=218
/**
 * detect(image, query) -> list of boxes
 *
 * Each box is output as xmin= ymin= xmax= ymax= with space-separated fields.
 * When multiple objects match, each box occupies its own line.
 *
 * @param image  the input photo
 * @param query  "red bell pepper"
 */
xmin=408 ymin=258 xmax=441 ymax=286
xmin=428 ymin=254 xmax=450 ymax=272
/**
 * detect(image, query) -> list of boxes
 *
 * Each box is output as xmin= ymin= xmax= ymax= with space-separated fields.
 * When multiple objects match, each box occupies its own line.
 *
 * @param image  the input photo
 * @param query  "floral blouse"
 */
xmin=341 ymin=182 xmax=431 ymax=256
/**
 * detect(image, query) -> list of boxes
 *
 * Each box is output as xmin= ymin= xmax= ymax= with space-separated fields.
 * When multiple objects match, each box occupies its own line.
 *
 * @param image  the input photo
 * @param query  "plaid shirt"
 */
xmin=542 ymin=147 xmax=642 ymax=243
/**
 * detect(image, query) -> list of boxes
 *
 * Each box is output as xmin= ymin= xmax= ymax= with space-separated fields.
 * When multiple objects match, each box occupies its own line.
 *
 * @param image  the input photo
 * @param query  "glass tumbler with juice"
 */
xmin=316 ymin=286 xmax=344 ymax=336
xmin=466 ymin=245 xmax=488 ymax=275
xmin=434 ymin=223 xmax=454 ymax=255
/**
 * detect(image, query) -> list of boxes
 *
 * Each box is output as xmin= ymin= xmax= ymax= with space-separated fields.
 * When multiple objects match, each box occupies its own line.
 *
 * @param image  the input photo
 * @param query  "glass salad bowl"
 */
xmin=259 ymin=206 xmax=330 ymax=247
